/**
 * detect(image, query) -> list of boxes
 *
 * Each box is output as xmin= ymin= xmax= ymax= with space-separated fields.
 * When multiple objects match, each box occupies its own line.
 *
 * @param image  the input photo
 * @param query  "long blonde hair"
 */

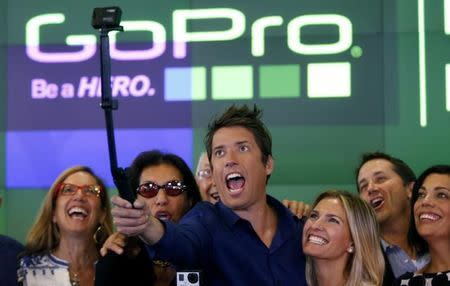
xmin=305 ymin=190 xmax=384 ymax=286
xmin=23 ymin=166 xmax=113 ymax=256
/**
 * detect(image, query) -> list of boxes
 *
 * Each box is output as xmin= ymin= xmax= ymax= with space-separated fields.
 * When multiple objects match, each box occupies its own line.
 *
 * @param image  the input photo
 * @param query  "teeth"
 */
xmin=308 ymin=235 xmax=328 ymax=245
xmin=419 ymin=213 xmax=440 ymax=221
xmin=226 ymin=173 xmax=242 ymax=180
xmin=156 ymin=213 xmax=170 ymax=221
xmin=370 ymin=198 xmax=383 ymax=208
xmin=68 ymin=207 xmax=87 ymax=216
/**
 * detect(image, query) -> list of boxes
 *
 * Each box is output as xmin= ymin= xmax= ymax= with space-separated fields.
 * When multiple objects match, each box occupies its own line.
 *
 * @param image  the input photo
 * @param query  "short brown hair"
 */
xmin=355 ymin=152 xmax=416 ymax=192
xmin=204 ymin=104 xmax=272 ymax=165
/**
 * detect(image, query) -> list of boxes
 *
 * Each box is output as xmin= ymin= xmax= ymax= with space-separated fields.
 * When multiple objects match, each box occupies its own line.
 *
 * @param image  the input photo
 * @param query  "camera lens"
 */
xmin=187 ymin=273 xmax=199 ymax=283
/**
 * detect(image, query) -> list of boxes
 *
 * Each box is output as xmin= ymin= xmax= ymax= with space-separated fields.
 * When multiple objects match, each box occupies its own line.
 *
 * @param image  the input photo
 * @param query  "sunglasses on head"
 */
xmin=136 ymin=180 xmax=187 ymax=198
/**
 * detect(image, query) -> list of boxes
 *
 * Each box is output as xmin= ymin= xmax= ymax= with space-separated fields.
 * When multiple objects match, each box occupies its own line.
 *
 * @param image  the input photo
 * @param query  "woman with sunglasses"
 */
xmin=395 ymin=165 xmax=450 ymax=286
xmin=17 ymin=166 xmax=113 ymax=286
xmin=95 ymin=150 xmax=201 ymax=286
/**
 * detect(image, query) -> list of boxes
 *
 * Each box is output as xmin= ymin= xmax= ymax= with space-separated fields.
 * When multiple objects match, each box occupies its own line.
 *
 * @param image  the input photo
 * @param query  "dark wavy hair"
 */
xmin=127 ymin=150 xmax=202 ymax=207
xmin=407 ymin=164 xmax=450 ymax=256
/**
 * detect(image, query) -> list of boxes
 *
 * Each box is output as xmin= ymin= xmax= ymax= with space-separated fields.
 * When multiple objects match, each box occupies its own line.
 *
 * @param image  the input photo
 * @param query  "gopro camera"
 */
xmin=91 ymin=7 xmax=122 ymax=29
xmin=176 ymin=271 xmax=201 ymax=286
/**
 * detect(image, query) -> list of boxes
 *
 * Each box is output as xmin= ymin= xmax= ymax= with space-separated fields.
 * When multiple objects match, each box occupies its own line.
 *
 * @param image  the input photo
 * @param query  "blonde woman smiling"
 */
xmin=303 ymin=190 xmax=384 ymax=286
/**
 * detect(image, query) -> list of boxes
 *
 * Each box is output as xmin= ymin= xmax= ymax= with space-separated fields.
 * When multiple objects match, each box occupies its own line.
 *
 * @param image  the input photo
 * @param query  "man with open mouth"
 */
xmin=111 ymin=105 xmax=307 ymax=285
xmin=356 ymin=152 xmax=430 ymax=286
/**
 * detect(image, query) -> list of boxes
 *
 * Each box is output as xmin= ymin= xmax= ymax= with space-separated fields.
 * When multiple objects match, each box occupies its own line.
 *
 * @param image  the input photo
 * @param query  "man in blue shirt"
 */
xmin=356 ymin=152 xmax=429 ymax=286
xmin=0 ymin=234 xmax=24 ymax=286
xmin=111 ymin=105 xmax=307 ymax=285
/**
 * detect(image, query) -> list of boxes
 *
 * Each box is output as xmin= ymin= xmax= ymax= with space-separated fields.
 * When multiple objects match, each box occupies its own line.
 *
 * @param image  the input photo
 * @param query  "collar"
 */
xmin=216 ymin=195 xmax=298 ymax=232
xmin=380 ymin=238 xmax=391 ymax=251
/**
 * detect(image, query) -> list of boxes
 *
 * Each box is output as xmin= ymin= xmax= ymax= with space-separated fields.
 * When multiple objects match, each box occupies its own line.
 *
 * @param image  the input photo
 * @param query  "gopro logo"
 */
xmin=176 ymin=271 xmax=200 ymax=286
xmin=25 ymin=9 xmax=358 ymax=101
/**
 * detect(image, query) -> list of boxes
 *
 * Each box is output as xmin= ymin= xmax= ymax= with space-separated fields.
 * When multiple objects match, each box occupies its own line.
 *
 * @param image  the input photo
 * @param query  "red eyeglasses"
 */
xmin=136 ymin=180 xmax=187 ymax=198
xmin=56 ymin=183 xmax=103 ymax=198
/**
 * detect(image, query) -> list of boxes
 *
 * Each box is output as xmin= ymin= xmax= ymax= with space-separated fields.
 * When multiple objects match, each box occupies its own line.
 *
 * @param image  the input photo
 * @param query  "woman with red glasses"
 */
xmin=17 ymin=166 xmax=113 ymax=286
xmin=95 ymin=150 xmax=201 ymax=286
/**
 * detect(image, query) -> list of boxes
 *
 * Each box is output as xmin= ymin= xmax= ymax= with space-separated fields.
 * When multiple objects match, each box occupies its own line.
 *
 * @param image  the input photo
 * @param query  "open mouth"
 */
xmin=68 ymin=207 xmax=88 ymax=220
xmin=226 ymin=172 xmax=245 ymax=193
xmin=307 ymin=234 xmax=328 ymax=245
xmin=155 ymin=211 xmax=172 ymax=222
xmin=370 ymin=197 xmax=384 ymax=210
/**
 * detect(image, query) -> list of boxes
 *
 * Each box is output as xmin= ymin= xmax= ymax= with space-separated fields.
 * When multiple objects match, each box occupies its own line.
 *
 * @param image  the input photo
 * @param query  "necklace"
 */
xmin=69 ymin=270 xmax=80 ymax=286
xmin=153 ymin=260 xmax=171 ymax=268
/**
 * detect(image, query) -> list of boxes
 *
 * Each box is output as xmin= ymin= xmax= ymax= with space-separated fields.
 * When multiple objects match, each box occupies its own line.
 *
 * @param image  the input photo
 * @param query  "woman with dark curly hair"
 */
xmin=96 ymin=150 xmax=201 ymax=286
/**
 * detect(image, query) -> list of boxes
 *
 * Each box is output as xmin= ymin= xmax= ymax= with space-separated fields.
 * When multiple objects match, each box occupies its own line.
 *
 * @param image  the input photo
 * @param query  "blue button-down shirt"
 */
xmin=148 ymin=195 xmax=307 ymax=286
xmin=381 ymin=239 xmax=430 ymax=278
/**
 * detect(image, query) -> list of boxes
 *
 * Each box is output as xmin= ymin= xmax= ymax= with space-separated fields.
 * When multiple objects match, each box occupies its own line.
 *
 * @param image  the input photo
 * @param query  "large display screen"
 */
xmin=4 ymin=0 xmax=450 ymax=189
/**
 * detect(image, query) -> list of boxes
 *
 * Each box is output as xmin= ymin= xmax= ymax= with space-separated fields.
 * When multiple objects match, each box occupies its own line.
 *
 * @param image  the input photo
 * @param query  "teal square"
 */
xmin=211 ymin=66 xmax=253 ymax=100
xmin=259 ymin=65 xmax=300 ymax=98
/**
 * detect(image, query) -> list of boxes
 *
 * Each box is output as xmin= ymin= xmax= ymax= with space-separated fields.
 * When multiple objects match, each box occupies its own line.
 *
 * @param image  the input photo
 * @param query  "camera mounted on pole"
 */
xmin=91 ymin=7 xmax=135 ymax=203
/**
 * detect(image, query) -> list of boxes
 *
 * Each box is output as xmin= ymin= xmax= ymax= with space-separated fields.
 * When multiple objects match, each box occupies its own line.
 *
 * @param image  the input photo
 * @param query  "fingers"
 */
xmin=293 ymin=201 xmax=311 ymax=218
xmin=101 ymin=241 xmax=124 ymax=256
xmin=111 ymin=195 xmax=133 ymax=209
xmin=111 ymin=196 xmax=151 ymax=236
xmin=283 ymin=200 xmax=311 ymax=218
xmin=132 ymin=198 xmax=146 ymax=209
xmin=302 ymin=204 xmax=311 ymax=218
xmin=100 ymin=232 xmax=126 ymax=256
xmin=112 ymin=212 xmax=150 ymax=236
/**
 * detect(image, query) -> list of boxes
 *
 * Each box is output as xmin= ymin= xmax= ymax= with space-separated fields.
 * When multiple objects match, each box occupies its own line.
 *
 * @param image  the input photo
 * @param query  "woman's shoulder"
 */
xmin=18 ymin=253 xmax=70 ymax=285
xmin=19 ymin=253 xmax=68 ymax=269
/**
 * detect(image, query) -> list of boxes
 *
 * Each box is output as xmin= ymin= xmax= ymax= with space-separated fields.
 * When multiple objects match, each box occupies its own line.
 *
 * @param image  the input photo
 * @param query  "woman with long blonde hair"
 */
xmin=18 ymin=166 xmax=113 ymax=286
xmin=303 ymin=190 xmax=384 ymax=286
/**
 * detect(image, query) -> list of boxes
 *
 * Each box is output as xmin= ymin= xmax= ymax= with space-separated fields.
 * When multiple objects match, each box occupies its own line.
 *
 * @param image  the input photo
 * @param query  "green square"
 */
xmin=191 ymin=67 xmax=207 ymax=101
xmin=212 ymin=66 xmax=253 ymax=100
xmin=259 ymin=65 xmax=300 ymax=98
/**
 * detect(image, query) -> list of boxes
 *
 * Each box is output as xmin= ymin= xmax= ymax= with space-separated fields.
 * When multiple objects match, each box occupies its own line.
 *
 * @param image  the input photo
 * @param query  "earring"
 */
xmin=93 ymin=225 xmax=103 ymax=244
xmin=347 ymin=246 xmax=354 ymax=253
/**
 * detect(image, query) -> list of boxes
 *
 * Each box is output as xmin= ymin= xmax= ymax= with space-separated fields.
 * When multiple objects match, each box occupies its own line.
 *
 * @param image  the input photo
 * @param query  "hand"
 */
xmin=100 ymin=232 xmax=126 ymax=256
xmin=111 ymin=196 xmax=151 ymax=236
xmin=110 ymin=195 xmax=165 ymax=245
xmin=282 ymin=199 xmax=311 ymax=218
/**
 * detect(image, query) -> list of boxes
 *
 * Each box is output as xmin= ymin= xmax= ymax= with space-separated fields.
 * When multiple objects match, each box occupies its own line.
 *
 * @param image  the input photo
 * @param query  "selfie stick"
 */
xmin=91 ymin=7 xmax=135 ymax=203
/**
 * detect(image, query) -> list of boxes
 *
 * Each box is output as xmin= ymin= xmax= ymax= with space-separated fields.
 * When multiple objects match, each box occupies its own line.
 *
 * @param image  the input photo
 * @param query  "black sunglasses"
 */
xmin=136 ymin=180 xmax=187 ymax=198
